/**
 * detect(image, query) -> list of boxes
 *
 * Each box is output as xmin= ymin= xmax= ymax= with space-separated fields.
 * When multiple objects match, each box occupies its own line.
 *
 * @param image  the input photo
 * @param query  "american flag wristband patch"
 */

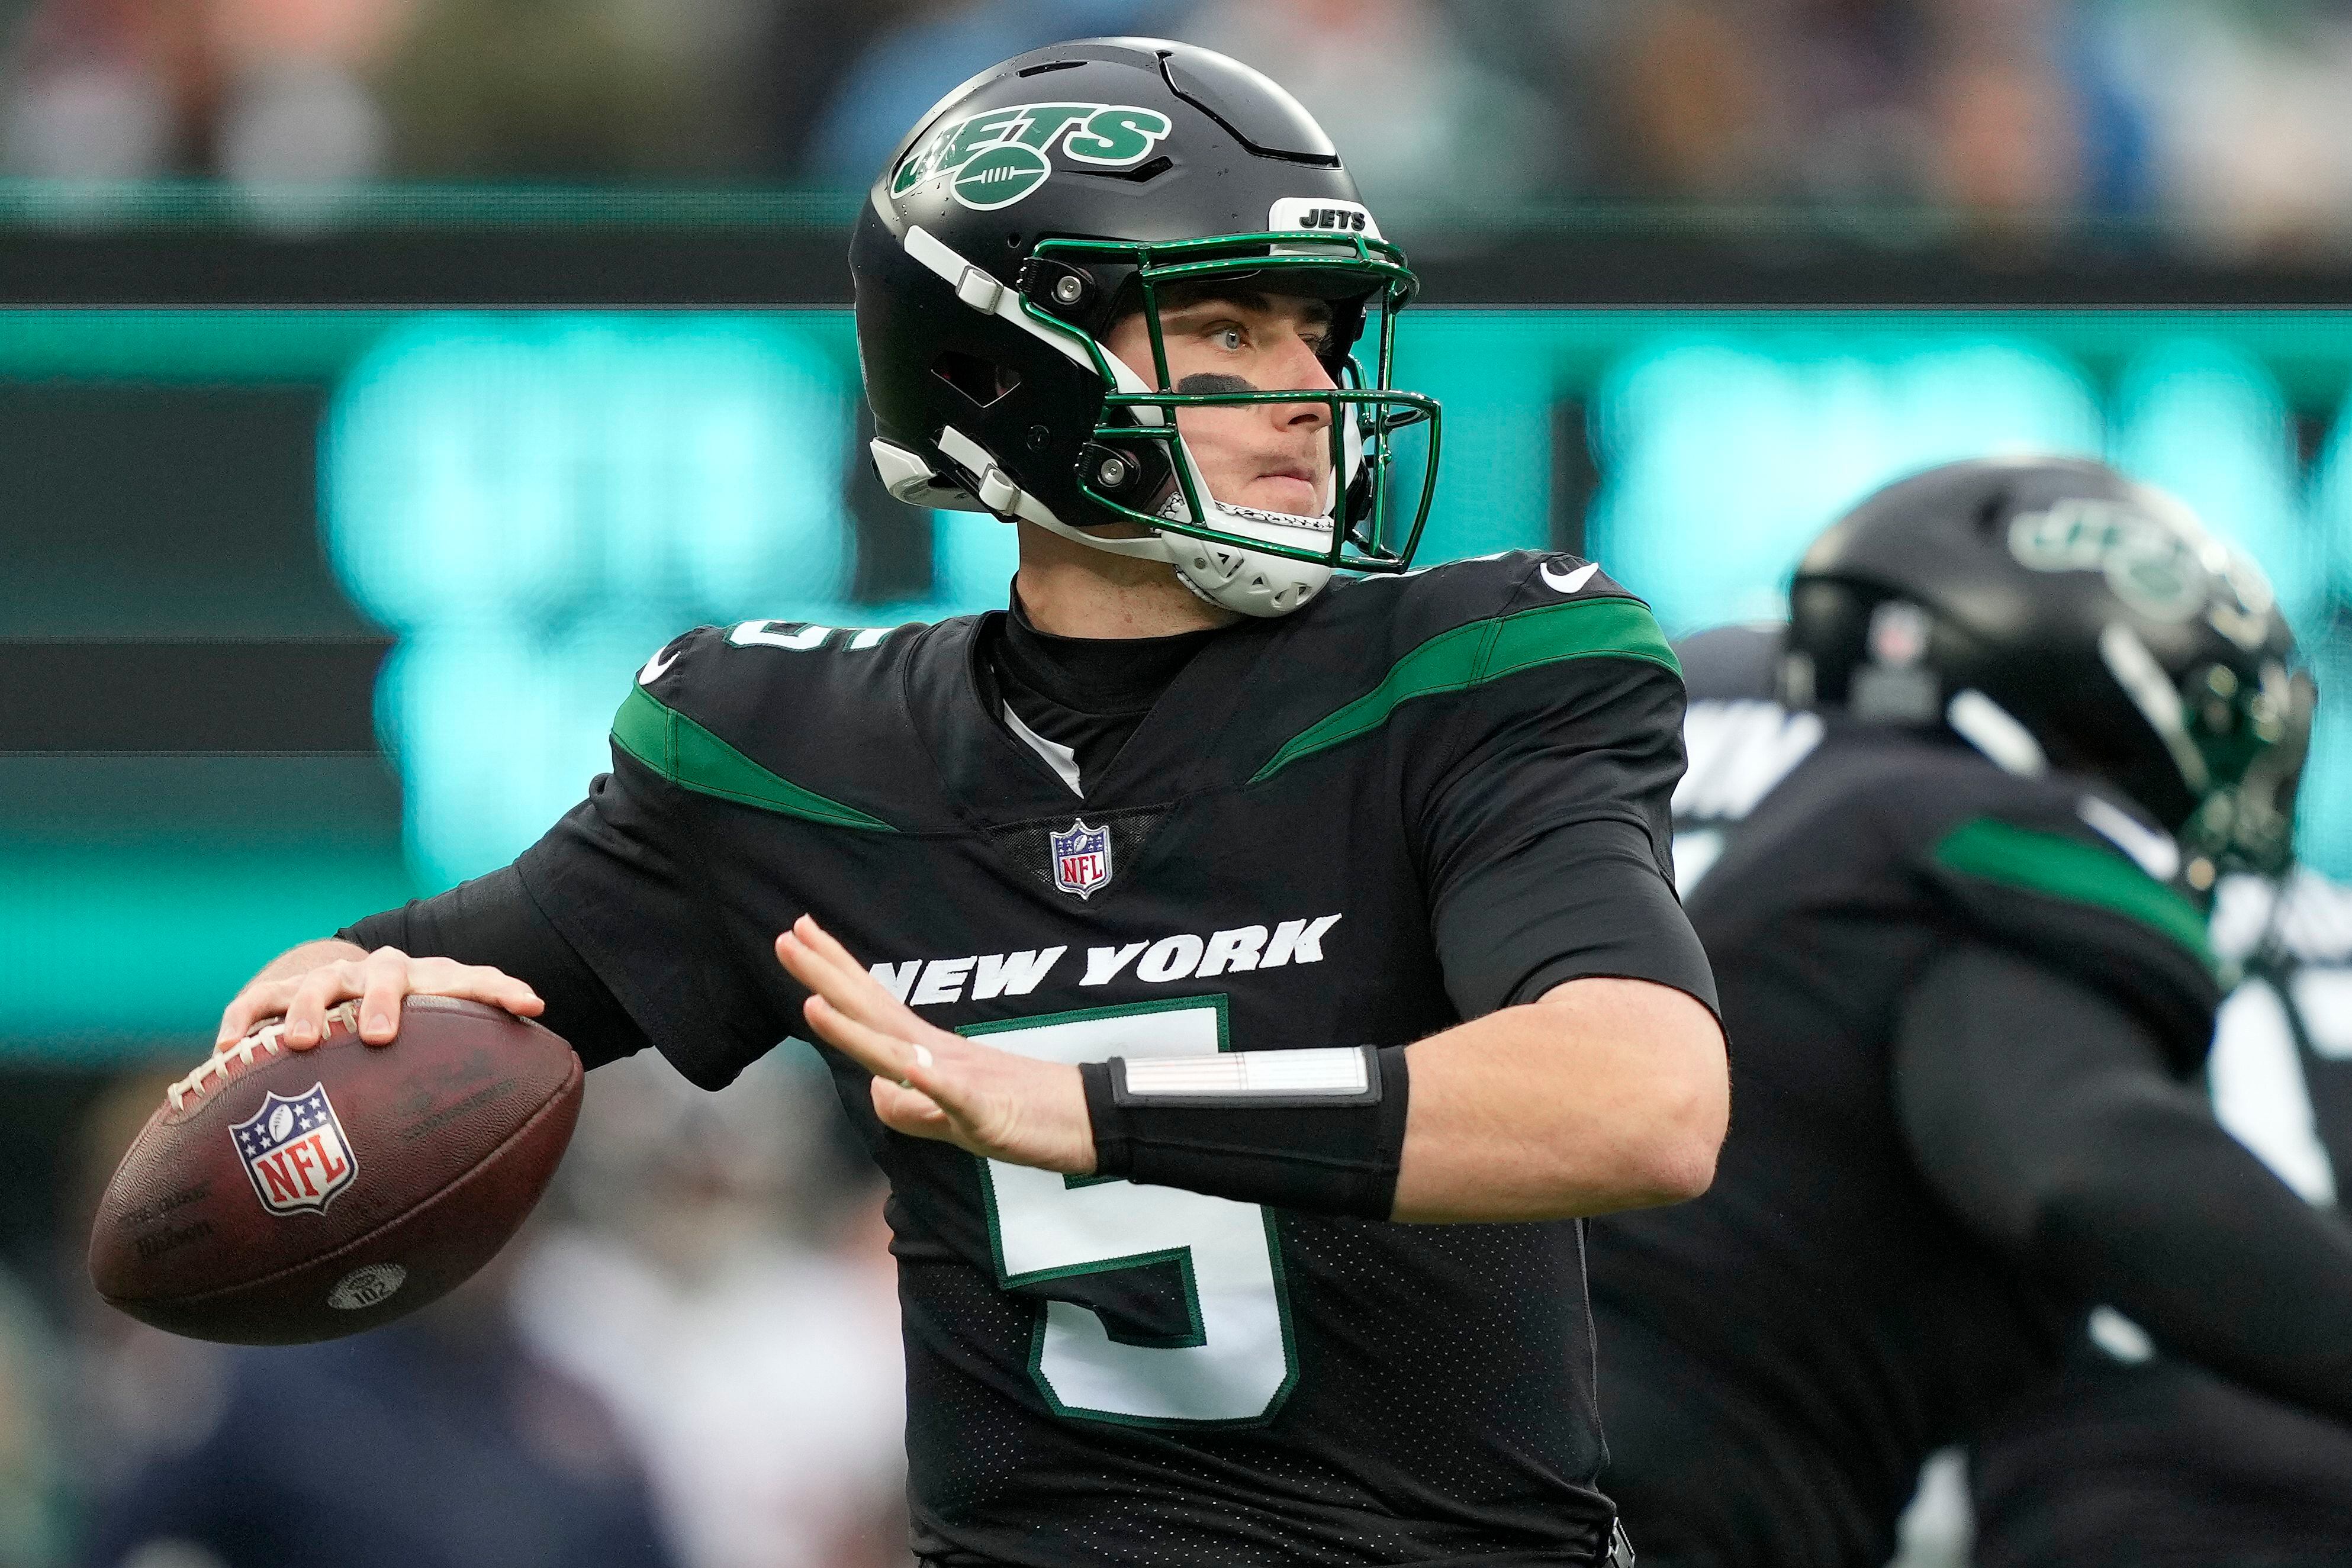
xmin=1079 ymin=1044 xmax=1410 ymax=1221
xmin=1114 ymin=1045 xmax=1379 ymax=1106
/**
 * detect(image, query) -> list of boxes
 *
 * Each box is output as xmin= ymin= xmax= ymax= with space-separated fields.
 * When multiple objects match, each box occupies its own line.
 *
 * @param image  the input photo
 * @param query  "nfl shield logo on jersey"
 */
xmin=230 ymin=1084 xmax=359 ymax=1216
xmin=1051 ymin=818 xmax=1113 ymax=899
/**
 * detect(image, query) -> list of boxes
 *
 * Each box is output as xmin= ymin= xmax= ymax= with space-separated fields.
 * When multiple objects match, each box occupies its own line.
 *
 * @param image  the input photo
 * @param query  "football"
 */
xmin=89 ymin=997 xmax=582 ymax=1345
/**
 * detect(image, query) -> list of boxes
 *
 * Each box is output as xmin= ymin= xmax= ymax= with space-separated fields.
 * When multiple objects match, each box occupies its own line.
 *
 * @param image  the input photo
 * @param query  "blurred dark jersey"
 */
xmin=1968 ymin=870 xmax=2352 ymax=1568
xmin=1589 ymin=678 xmax=2219 ymax=1568
xmin=513 ymin=552 xmax=1717 ymax=1566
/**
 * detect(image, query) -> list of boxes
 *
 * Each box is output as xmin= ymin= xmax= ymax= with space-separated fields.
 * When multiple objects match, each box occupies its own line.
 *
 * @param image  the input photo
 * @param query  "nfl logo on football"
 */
xmin=1050 ymin=819 xmax=1113 ymax=900
xmin=230 ymin=1085 xmax=359 ymax=1216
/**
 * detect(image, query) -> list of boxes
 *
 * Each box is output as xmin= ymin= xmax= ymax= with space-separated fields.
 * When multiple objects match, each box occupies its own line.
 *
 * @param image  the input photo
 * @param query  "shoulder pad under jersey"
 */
xmin=1241 ymin=551 xmax=1679 ymax=784
xmin=1872 ymin=746 xmax=2223 ymax=1070
xmin=1323 ymin=549 xmax=1664 ymax=643
xmin=611 ymin=616 xmax=967 ymax=835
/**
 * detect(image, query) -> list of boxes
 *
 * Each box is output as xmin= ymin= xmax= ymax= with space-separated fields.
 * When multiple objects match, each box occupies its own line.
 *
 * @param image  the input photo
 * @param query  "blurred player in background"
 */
xmin=1669 ymin=611 xmax=2352 ymax=1568
xmin=1587 ymin=456 xmax=2351 ymax=1568
xmin=207 ymin=37 xmax=1724 ymax=1568
xmin=1967 ymin=862 xmax=2352 ymax=1568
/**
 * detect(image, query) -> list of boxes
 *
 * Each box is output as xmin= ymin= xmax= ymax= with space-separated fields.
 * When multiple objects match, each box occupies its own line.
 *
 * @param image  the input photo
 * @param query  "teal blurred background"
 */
xmin=5 ymin=305 xmax=2350 ymax=1060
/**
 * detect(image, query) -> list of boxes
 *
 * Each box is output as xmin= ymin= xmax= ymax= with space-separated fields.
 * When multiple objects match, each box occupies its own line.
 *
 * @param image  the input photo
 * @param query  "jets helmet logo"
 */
xmin=892 ymin=103 xmax=1174 ymax=212
xmin=1050 ymin=818 xmax=1114 ymax=899
xmin=231 ymin=1085 xmax=359 ymax=1216
xmin=2007 ymin=498 xmax=2213 ymax=622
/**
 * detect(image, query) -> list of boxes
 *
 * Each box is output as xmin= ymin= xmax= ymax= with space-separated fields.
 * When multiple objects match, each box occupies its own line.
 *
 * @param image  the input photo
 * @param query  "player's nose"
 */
xmin=1266 ymin=334 xmax=1336 ymax=430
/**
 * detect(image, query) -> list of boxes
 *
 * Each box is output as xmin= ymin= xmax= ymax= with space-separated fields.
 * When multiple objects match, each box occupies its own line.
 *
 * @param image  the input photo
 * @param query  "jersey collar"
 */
xmin=903 ymin=610 xmax=1283 ymax=828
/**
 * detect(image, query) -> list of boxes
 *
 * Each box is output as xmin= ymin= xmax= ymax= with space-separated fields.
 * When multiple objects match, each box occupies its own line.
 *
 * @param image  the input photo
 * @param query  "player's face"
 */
xmin=1104 ymin=287 xmax=1338 ymax=519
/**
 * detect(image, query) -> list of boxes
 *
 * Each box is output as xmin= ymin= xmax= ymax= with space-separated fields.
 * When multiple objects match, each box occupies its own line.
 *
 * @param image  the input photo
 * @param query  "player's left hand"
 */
xmin=776 ymin=915 xmax=1097 ymax=1176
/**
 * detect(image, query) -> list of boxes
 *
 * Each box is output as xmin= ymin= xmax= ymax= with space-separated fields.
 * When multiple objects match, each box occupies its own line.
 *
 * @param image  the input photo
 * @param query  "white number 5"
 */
xmin=964 ymin=996 xmax=1298 ymax=1427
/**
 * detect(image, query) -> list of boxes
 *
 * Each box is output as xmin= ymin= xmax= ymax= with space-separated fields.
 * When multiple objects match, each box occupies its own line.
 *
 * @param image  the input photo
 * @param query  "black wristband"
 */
xmin=1080 ymin=1044 xmax=1412 ymax=1221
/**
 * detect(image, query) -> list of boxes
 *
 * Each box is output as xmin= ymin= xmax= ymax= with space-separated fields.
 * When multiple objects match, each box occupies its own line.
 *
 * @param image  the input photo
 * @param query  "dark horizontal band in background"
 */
xmin=0 ymin=639 xmax=390 ymax=754
xmin=5 ymin=224 xmax=2352 ymax=306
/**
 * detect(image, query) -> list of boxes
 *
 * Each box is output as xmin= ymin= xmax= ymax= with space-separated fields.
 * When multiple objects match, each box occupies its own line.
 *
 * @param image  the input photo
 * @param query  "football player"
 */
xmin=1968 ymin=864 xmax=2352 ymax=1568
xmin=211 ymin=39 xmax=1725 ymax=1568
xmin=1585 ymin=456 xmax=2352 ymax=1568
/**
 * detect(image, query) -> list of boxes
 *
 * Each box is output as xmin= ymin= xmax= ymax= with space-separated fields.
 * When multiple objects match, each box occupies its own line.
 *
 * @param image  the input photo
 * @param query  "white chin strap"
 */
xmin=881 ymin=224 xmax=1359 ymax=619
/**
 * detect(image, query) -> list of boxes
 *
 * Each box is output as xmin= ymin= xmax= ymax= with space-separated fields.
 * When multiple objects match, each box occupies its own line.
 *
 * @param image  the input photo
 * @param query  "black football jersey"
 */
xmin=514 ymin=551 xmax=1717 ymax=1567
xmin=1968 ymin=871 xmax=2352 ymax=1568
xmin=1587 ymin=715 xmax=2221 ymax=1568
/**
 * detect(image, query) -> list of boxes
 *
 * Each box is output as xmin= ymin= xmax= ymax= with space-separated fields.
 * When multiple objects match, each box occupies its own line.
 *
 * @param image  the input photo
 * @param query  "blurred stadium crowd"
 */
xmin=7 ymin=0 xmax=2352 ymax=252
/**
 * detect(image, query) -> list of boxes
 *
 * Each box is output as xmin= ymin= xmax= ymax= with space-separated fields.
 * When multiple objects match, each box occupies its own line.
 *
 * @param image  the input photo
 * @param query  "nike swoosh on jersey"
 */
xmin=639 ymin=647 xmax=681 ymax=686
xmin=1540 ymin=561 xmax=1600 ymax=595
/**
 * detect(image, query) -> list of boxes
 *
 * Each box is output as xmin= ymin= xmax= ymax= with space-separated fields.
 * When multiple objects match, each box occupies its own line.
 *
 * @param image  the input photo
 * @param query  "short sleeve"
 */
xmin=1907 ymin=782 xmax=2222 ymax=1073
xmin=1423 ymin=648 xmax=1719 ymax=1020
xmin=339 ymin=865 xmax=651 ymax=1071
xmin=516 ymin=732 xmax=789 ymax=1090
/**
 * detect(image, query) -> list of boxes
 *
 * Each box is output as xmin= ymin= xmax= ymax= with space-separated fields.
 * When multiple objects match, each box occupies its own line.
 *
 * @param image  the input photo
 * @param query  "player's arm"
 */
xmin=1385 ymin=973 xmax=1724 ymax=1219
xmin=213 ymin=864 xmax=646 ymax=1065
xmin=776 ymin=897 xmax=1727 ymax=1224
xmin=1894 ymin=942 xmax=2352 ymax=1423
xmin=1384 ymin=604 xmax=1730 ymax=1220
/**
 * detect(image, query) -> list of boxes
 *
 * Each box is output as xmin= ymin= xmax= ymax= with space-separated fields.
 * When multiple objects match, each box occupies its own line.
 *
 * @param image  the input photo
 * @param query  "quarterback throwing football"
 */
xmin=218 ymin=40 xmax=1726 ymax=1567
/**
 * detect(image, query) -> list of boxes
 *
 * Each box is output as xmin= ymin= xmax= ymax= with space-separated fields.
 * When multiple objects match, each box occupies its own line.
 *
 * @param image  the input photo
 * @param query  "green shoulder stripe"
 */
xmin=1931 ymin=816 xmax=2213 ymax=972
xmin=1250 ymin=595 xmax=1678 ymax=784
xmin=612 ymin=682 xmax=896 ymax=832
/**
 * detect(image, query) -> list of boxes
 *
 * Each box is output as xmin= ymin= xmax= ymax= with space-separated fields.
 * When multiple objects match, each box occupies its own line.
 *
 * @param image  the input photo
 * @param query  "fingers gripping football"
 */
xmin=216 ymin=946 xmax=544 ymax=1052
xmin=774 ymin=916 xmax=1096 ymax=1176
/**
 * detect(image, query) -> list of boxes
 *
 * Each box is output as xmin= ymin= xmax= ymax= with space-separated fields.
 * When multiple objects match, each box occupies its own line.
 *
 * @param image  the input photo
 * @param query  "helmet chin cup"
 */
xmin=1108 ymin=346 xmax=1357 ymax=618
xmin=1148 ymin=437 xmax=1340 ymax=618
xmin=1159 ymin=500 xmax=1334 ymax=617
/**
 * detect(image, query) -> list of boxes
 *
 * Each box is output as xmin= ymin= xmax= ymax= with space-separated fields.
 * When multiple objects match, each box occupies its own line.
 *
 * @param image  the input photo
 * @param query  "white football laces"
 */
xmin=168 ymin=1002 xmax=359 ymax=1111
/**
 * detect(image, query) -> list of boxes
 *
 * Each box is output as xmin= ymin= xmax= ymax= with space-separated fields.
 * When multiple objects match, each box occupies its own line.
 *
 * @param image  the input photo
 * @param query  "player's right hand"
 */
xmin=215 ymin=946 xmax=545 ymax=1052
xmin=776 ymin=916 xmax=1098 ymax=1177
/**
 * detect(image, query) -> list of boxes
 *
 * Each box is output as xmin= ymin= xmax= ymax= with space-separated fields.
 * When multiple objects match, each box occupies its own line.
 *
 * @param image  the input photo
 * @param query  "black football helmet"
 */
xmin=1786 ymin=456 xmax=2314 ymax=886
xmin=848 ymin=37 xmax=1441 ymax=617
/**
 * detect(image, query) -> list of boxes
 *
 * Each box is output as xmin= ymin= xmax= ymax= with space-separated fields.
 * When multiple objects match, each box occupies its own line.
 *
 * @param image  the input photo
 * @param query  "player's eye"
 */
xmin=1209 ymin=325 xmax=1246 ymax=352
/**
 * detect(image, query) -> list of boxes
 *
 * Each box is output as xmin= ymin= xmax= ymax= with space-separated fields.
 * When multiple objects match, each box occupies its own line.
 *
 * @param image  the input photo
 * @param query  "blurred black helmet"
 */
xmin=1786 ymin=456 xmax=2314 ymax=886
xmin=848 ymin=37 xmax=1440 ymax=617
